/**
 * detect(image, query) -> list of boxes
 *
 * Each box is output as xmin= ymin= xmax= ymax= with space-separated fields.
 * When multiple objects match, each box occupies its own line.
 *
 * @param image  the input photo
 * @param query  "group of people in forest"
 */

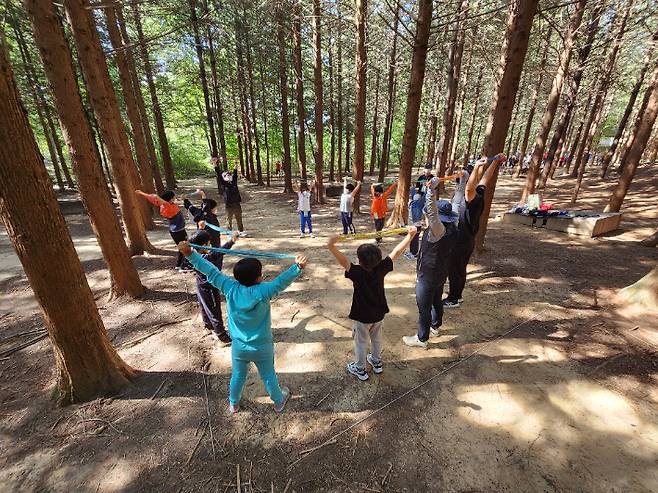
xmin=135 ymin=153 xmax=505 ymax=413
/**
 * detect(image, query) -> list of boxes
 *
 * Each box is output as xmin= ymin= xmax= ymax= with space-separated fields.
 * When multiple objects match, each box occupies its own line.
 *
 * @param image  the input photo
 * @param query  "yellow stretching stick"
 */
xmin=337 ymin=227 xmax=408 ymax=241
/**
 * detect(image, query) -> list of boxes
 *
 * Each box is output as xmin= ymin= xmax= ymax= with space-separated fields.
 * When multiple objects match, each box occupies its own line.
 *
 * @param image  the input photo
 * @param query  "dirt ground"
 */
xmin=0 ymin=165 xmax=656 ymax=493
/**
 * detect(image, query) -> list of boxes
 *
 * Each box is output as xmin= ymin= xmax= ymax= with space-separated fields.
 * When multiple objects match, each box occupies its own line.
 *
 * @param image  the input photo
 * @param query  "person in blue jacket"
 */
xmin=178 ymin=240 xmax=308 ymax=413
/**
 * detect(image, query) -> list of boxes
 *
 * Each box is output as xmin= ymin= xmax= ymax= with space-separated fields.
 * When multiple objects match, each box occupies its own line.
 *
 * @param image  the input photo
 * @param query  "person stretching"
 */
xmin=178 ymin=241 xmax=308 ymax=413
xmin=296 ymin=180 xmax=315 ymax=238
xmin=402 ymin=177 xmax=459 ymax=348
xmin=340 ymin=177 xmax=361 ymax=235
xmin=214 ymin=160 xmax=246 ymax=236
xmin=370 ymin=182 xmax=397 ymax=243
xmin=444 ymin=154 xmax=505 ymax=308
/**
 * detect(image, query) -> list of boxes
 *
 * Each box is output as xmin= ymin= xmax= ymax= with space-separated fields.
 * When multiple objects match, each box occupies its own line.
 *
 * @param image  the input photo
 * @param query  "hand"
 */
xmin=295 ymin=255 xmax=308 ymax=269
xmin=198 ymin=220 xmax=206 ymax=229
xmin=495 ymin=153 xmax=507 ymax=163
xmin=429 ymin=176 xmax=441 ymax=189
xmin=407 ymin=226 xmax=417 ymax=237
xmin=195 ymin=188 xmax=203 ymax=195
xmin=357 ymin=180 xmax=361 ymax=185
xmin=231 ymin=231 xmax=239 ymax=242
xmin=210 ymin=157 xmax=218 ymax=165
xmin=135 ymin=189 xmax=143 ymax=195
xmin=327 ymin=234 xmax=340 ymax=246
xmin=475 ymin=156 xmax=488 ymax=166
xmin=178 ymin=241 xmax=193 ymax=257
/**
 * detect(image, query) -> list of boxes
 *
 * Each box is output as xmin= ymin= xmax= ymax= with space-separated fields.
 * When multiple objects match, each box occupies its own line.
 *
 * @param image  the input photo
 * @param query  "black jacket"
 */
xmin=216 ymin=167 xmax=242 ymax=205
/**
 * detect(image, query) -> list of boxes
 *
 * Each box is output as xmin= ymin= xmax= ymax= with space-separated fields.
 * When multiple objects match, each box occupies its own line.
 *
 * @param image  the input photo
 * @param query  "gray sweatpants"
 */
xmin=352 ymin=320 xmax=384 ymax=369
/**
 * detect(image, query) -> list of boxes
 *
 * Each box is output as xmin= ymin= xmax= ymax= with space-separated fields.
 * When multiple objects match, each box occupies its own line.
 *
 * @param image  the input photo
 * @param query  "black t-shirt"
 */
xmin=459 ymin=185 xmax=486 ymax=239
xmin=345 ymin=256 xmax=394 ymax=323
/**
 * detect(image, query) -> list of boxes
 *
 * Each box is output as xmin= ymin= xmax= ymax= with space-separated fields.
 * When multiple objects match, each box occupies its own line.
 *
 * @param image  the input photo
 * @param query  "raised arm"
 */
xmin=343 ymin=176 xmax=348 ymax=194
xmin=327 ymin=235 xmax=351 ymax=270
xmin=215 ymin=166 xmax=226 ymax=186
xmin=232 ymin=167 xmax=238 ymax=186
xmin=351 ymin=180 xmax=362 ymax=199
xmin=136 ymin=189 xmax=165 ymax=207
xmin=257 ymin=256 xmax=307 ymax=299
xmin=179 ymin=243 xmax=236 ymax=294
xmin=389 ymin=227 xmax=417 ymax=261
xmin=424 ymin=178 xmax=446 ymax=243
xmin=465 ymin=157 xmax=487 ymax=202
xmin=383 ymin=182 xmax=397 ymax=198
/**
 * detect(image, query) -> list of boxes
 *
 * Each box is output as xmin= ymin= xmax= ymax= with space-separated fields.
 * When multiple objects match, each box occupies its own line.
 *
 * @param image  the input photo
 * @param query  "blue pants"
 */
xmin=299 ymin=211 xmax=312 ymax=233
xmin=230 ymin=346 xmax=284 ymax=406
xmin=415 ymin=272 xmax=446 ymax=342
xmin=341 ymin=212 xmax=355 ymax=234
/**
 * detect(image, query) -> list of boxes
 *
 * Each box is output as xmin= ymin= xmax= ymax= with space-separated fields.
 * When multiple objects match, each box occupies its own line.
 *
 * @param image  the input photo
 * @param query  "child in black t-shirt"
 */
xmin=327 ymin=227 xmax=417 ymax=381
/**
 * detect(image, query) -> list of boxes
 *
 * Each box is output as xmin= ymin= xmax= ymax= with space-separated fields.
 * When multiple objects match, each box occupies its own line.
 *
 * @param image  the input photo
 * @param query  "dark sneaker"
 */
xmin=347 ymin=362 xmax=369 ymax=381
xmin=212 ymin=332 xmax=232 ymax=346
xmin=274 ymin=386 xmax=291 ymax=413
xmin=367 ymin=353 xmax=383 ymax=374
xmin=443 ymin=298 xmax=460 ymax=308
xmin=178 ymin=266 xmax=194 ymax=273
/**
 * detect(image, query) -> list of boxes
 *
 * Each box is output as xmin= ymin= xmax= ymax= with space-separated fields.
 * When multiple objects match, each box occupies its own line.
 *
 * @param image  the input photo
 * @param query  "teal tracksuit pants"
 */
xmin=230 ymin=345 xmax=284 ymax=406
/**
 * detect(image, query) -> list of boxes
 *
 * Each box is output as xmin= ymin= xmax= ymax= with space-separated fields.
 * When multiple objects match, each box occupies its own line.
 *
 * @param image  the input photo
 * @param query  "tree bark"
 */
xmin=463 ymin=65 xmax=484 ymax=167
xmin=258 ymin=57 xmax=271 ymax=187
xmin=205 ymin=0 xmax=228 ymax=169
xmin=602 ymin=26 xmax=658 ymax=178
xmin=116 ymin=8 xmax=164 ymax=194
xmin=387 ymin=0 xmax=433 ymax=226
xmin=475 ymin=0 xmax=539 ymax=251
xmin=435 ymin=0 xmax=468 ymax=177
xmin=26 ymin=0 xmax=144 ymax=298
xmin=243 ymin=11 xmax=264 ymax=186
xmin=449 ymin=39 xmax=473 ymax=171
xmin=328 ymin=37 xmax=336 ymax=182
xmin=368 ymin=70 xmax=380 ymax=176
xmin=351 ymin=0 xmax=368 ymax=211
xmin=520 ymin=0 xmax=586 ymax=202
xmin=311 ymin=0 xmax=325 ymax=201
xmin=336 ymin=2 xmax=344 ymax=181
xmin=379 ymin=0 xmax=400 ymax=183
xmin=45 ymin=103 xmax=75 ymax=188
xmin=105 ymin=7 xmax=156 ymax=230
xmin=276 ymin=3 xmax=294 ymax=193
xmin=132 ymin=3 xmax=175 ymax=189
xmin=293 ymin=1 xmax=307 ymax=182
xmin=605 ymin=61 xmax=658 ymax=212
xmin=0 ymin=36 xmax=135 ymax=404
xmin=64 ymin=0 xmax=153 ymax=255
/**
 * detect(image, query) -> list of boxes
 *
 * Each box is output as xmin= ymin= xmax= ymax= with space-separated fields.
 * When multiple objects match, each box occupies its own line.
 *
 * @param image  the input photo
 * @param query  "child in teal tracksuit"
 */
xmin=178 ymin=241 xmax=308 ymax=413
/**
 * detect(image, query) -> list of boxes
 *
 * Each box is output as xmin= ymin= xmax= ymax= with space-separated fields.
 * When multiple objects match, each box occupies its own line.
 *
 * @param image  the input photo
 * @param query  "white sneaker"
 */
xmin=238 ymin=231 xmax=248 ymax=237
xmin=402 ymin=334 xmax=428 ymax=349
xmin=228 ymin=402 xmax=239 ymax=413
xmin=367 ymin=354 xmax=383 ymax=374
xmin=299 ymin=232 xmax=305 ymax=238
xmin=347 ymin=362 xmax=369 ymax=381
xmin=309 ymin=233 xmax=316 ymax=238
xmin=430 ymin=327 xmax=440 ymax=337
xmin=274 ymin=386 xmax=291 ymax=413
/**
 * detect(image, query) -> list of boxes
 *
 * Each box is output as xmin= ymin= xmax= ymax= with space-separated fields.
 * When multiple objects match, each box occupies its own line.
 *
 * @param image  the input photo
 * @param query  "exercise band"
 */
xmin=189 ymin=243 xmax=296 ymax=260
xmin=337 ymin=227 xmax=408 ymax=241
xmin=202 ymin=222 xmax=233 ymax=235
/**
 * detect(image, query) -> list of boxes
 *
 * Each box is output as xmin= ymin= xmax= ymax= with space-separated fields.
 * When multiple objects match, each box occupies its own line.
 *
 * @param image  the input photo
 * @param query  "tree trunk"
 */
xmin=105 ymin=7 xmax=156 ymax=230
xmin=45 ymin=103 xmax=75 ymax=188
xmin=26 ymin=0 xmax=144 ymax=298
xmin=540 ymin=6 xmax=601 ymax=188
xmin=387 ymin=0 xmax=433 ymax=226
xmin=336 ymin=3 xmax=344 ymax=181
xmin=293 ymin=1 xmax=307 ymax=182
xmin=132 ymin=3 xmax=175 ymax=189
xmin=605 ymin=61 xmax=658 ymax=213
xmin=351 ymin=0 xmax=368 ymax=211
xmin=435 ymin=0 xmax=468 ymax=178
xmin=205 ymin=0 xmax=228 ymax=169
xmin=475 ymin=0 xmax=539 ymax=251
xmin=463 ymin=65 xmax=484 ymax=167
xmin=571 ymin=1 xmax=633 ymax=204
xmin=369 ymin=70 xmax=380 ymax=176
xmin=312 ymin=0 xmax=325 ymax=202
xmin=276 ymin=3 xmax=294 ymax=193
xmin=243 ymin=12 xmax=264 ymax=186
xmin=116 ymin=9 xmax=164 ymax=194
xmin=515 ymin=29 xmax=551 ymax=177
xmin=379 ymin=0 xmax=400 ymax=183
xmin=64 ymin=0 xmax=153 ymax=255
xmin=229 ymin=64 xmax=246 ymax=178
xmin=0 ymin=37 xmax=135 ymax=404
xmin=520 ymin=0 xmax=586 ymax=202
xmin=449 ymin=38 xmax=473 ymax=171
xmin=328 ymin=38 xmax=336 ymax=182
xmin=258 ymin=57 xmax=271 ymax=187
xmin=602 ymin=26 xmax=658 ymax=178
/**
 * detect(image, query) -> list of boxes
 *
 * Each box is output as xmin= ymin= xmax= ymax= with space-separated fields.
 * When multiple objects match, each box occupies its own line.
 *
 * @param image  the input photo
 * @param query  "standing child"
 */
xmin=339 ymin=177 xmax=361 ymax=234
xmin=136 ymin=189 xmax=191 ymax=271
xmin=370 ymin=182 xmax=397 ymax=242
xmin=215 ymin=163 xmax=246 ymax=236
xmin=184 ymin=189 xmax=222 ymax=247
xmin=189 ymin=229 xmax=237 ymax=345
xmin=178 ymin=241 xmax=308 ymax=413
xmin=327 ymin=227 xmax=416 ymax=380
xmin=296 ymin=180 xmax=315 ymax=238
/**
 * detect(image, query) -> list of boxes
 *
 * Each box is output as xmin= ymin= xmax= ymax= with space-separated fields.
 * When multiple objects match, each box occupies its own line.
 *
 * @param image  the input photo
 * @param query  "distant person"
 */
xmin=443 ymin=154 xmax=505 ymax=309
xmin=327 ymin=227 xmax=416 ymax=380
xmin=296 ymin=180 xmax=315 ymax=238
xmin=340 ymin=177 xmax=361 ymax=235
xmin=188 ymin=229 xmax=237 ymax=345
xmin=178 ymin=241 xmax=308 ymax=413
xmin=416 ymin=162 xmax=434 ymax=193
xmin=275 ymin=161 xmax=282 ymax=176
xmin=136 ymin=189 xmax=191 ymax=271
xmin=215 ymin=162 xmax=246 ymax=236
xmin=370 ymin=182 xmax=397 ymax=243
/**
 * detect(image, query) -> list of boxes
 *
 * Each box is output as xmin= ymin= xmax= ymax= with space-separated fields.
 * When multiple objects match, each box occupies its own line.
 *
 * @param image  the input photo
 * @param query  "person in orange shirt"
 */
xmin=370 ymin=182 xmax=397 ymax=243
xmin=136 ymin=189 xmax=191 ymax=271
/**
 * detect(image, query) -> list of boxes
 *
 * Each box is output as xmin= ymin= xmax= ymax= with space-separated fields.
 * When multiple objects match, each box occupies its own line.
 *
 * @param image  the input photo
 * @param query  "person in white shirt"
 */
xmin=451 ymin=165 xmax=470 ymax=222
xmin=340 ymin=177 xmax=361 ymax=234
xmin=296 ymin=180 xmax=315 ymax=238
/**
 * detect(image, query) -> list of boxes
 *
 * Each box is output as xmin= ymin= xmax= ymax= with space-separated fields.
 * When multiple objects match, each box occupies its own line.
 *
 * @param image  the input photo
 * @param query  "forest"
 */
xmin=0 ymin=0 xmax=657 ymax=491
